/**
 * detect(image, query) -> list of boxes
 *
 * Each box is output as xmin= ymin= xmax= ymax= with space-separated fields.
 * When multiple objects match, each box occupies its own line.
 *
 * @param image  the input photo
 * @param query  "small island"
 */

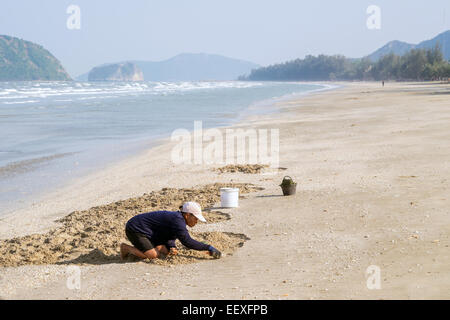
xmin=88 ymin=62 xmax=144 ymax=81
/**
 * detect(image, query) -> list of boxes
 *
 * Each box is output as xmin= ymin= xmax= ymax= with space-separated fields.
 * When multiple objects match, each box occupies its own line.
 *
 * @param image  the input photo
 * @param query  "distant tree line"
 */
xmin=241 ymin=45 xmax=450 ymax=82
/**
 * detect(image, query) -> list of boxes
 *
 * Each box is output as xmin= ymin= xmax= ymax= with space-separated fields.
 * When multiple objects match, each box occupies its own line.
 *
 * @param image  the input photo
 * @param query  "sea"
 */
xmin=0 ymin=81 xmax=330 ymax=216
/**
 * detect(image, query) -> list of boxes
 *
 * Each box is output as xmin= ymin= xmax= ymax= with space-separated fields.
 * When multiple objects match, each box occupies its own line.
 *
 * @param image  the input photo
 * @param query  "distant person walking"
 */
xmin=382 ymin=81 xmax=385 ymax=87
xmin=120 ymin=202 xmax=221 ymax=260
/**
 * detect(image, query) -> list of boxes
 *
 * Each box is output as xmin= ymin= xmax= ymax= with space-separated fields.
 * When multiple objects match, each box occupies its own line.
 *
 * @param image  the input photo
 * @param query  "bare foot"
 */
xmin=120 ymin=243 xmax=129 ymax=261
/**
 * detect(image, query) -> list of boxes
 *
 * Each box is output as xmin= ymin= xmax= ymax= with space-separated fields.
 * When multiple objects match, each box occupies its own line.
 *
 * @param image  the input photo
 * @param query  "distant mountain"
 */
xmin=366 ymin=40 xmax=415 ymax=61
xmin=417 ymin=30 xmax=450 ymax=55
xmin=88 ymin=62 xmax=143 ymax=81
xmin=77 ymin=53 xmax=259 ymax=81
xmin=367 ymin=30 xmax=450 ymax=61
xmin=0 ymin=35 xmax=71 ymax=81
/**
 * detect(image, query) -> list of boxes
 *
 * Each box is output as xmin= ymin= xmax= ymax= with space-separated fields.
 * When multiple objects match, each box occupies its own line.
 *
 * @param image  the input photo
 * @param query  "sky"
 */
xmin=1 ymin=0 xmax=449 ymax=78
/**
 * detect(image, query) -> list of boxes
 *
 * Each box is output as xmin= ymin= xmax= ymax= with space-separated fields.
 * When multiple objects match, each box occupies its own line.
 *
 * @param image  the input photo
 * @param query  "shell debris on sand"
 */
xmin=0 ymin=183 xmax=262 ymax=267
xmin=149 ymin=232 xmax=250 ymax=266
xmin=215 ymin=164 xmax=269 ymax=174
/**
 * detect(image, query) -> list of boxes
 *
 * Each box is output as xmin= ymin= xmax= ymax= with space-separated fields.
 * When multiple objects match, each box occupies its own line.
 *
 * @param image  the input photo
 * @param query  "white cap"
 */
xmin=181 ymin=201 xmax=206 ymax=222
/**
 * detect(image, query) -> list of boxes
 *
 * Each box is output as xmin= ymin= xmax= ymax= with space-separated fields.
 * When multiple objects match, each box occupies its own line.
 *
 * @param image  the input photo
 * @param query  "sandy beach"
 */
xmin=0 ymin=81 xmax=449 ymax=299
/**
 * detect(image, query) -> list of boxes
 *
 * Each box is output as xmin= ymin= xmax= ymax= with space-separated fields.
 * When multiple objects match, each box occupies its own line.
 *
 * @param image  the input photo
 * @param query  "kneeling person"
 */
xmin=120 ymin=201 xmax=221 ymax=260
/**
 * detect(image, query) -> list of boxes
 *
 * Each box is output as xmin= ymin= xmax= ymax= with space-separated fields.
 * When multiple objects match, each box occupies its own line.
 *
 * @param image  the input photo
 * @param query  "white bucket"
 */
xmin=220 ymin=188 xmax=239 ymax=208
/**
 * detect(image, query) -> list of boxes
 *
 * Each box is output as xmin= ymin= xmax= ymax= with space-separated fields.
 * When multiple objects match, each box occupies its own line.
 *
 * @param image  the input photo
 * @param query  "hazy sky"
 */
xmin=1 ymin=0 xmax=449 ymax=77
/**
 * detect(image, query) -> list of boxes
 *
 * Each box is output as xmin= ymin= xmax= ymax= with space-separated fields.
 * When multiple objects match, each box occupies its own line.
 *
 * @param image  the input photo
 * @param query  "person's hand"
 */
xmin=208 ymin=246 xmax=221 ymax=259
xmin=169 ymin=247 xmax=178 ymax=256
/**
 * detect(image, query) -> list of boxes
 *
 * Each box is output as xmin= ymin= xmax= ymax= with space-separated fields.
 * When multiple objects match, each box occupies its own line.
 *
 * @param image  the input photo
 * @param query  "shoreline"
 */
xmin=1 ymin=81 xmax=449 ymax=299
xmin=0 ymin=82 xmax=332 ymax=238
xmin=0 ymin=80 xmax=322 ymax=219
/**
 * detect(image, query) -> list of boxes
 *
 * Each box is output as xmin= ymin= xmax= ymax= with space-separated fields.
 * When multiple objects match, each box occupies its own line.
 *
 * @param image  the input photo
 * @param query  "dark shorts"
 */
xmin=125 ymin=227 xmax=155 ymax=253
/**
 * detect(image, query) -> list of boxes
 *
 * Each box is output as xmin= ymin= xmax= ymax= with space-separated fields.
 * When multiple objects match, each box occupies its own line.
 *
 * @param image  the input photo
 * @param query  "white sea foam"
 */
xmin=0 ymin=95 xmax=23 ymax=99
xmin=3 ymin=100 xmax=39 ymax=105
xmin=151 ymin=81 xmax=262 ymax=93
xmin=0 ymin=81 xmax=266 ymax=102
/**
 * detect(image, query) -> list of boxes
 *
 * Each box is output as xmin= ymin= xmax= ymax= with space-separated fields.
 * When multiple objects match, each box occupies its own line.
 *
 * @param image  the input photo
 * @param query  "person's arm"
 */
xmin=165 ymin=239 xmax=176 ymax=249
xmin=176 ymin=228 xmax=210 ymax=251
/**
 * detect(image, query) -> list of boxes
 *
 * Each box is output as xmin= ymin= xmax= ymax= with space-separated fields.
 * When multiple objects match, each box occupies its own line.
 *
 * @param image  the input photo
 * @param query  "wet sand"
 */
xmin=0 ymin=81 xmax=449 ymax=299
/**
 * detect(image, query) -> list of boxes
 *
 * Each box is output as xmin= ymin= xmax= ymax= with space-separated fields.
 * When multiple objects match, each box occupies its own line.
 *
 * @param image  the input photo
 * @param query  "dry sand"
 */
xmin=0 ymin=81 xmax=449 ymax=299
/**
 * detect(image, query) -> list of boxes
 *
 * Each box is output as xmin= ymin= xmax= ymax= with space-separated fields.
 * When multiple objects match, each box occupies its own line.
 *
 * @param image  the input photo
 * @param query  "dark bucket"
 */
xmin=280 ymin=176 xmax=297 ymax=196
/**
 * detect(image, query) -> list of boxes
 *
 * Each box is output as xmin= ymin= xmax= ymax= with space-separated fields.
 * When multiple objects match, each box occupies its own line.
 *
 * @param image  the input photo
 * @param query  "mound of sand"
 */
xmin=0 ymin=183 xmax=262 ymax=267
xmin=202 ymin=210 xmax=231 ymax=223
xmin=215 ymin=164 xmax=269 ymax=174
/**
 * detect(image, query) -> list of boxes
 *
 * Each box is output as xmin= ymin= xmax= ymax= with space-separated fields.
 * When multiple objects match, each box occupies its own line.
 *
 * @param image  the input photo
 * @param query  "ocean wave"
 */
xmin=0 ymin=81 xmax=265 ymax=102
xmin=0 ymin=95 xmax=24 ymax=99
xmin=3 ymin=100 xmax=39 ymax=105
xmin=151 ymin=81 xmax=263 ymax=92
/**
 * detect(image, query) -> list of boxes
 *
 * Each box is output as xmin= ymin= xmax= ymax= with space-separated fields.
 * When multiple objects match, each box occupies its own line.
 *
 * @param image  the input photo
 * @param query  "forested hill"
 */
xmin=242 ymin=47 xmax=450 ymax=81
xmin=0 ymin=35 xmax=71 ymax=81
xmin=243 ymin=30 xmax=450 ymax=82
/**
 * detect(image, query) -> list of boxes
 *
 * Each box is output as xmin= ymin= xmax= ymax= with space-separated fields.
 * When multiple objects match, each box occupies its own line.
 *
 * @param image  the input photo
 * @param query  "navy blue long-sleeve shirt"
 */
xmin=126 ymin=210 xmax=210 ymax=251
